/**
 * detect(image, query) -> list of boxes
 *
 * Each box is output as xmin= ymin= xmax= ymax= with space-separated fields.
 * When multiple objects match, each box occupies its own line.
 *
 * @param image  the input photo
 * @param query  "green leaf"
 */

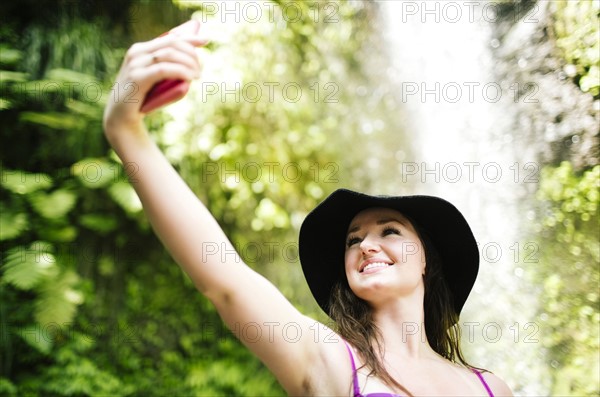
xmin=35 ymin=271 xmax=83 ymax=327
xmin=1 ymin=169 xmax=53 ymax=194
xmin=108 ymin=181 xmax=142 ymax=214
xmin=66 ymin=100 xmax=103 ymax=118
xmin=0 ymin=47 xmax=23 ymax=65
xmin=18 ymin=80 xmax=61 ymax=99
xmin=41 ymin=351 xmax=130 ymax=396
xmin=19 ymin=111 xmax=85 ymax=130
xmin=0 ymin=377 xmax=18 ymax=396
xmin=1 ymin=242 xmax=57 ymax=289
xmin=79 ymin=213 xmax=118 ymax=234
xmin=37 ymin=224 xmax=78 ymax=243
xmin=0 ymin=204 xmax=28 ymax=241
xmin=0 ymin=70 xmax=28 ymax=82
xmin=98 ymin=255 xmax=115 ymax=276
xmin=0 ymin=98 xmax=12 ymax=110
xmin=28 ymin=189 xmax=77 ymax=219
xmin=46 ymin=68 xmax=98 ymax=86
xmin=71 ymin=158 xmax=115 ymax=189
xmin=17 ymin=325 xmax=53 ymax=355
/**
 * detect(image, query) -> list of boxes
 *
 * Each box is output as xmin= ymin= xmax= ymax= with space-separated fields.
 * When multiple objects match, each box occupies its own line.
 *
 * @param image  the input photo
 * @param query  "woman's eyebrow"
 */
xmin=347 ymin=217 xmax=407 ymax=234
xmin=376 ymin=217 xmax=406 ymax=226
xmin=347 ymin=225 xmax=360 ymax=234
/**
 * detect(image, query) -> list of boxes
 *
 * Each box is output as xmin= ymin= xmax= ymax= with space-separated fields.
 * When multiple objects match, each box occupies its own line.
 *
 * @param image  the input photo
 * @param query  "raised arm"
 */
xmin=102 ymin=28 xmax=349 ymax=394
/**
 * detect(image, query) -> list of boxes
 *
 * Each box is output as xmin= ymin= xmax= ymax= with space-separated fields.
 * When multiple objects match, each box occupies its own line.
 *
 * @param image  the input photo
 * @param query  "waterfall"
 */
xmin=380 ymin=1 xmax=545 ymax=394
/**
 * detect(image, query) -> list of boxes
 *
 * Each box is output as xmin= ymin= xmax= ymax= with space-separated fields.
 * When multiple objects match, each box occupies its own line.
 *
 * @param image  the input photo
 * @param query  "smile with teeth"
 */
xmin=361 ymin=261 xmax=394 ymax=273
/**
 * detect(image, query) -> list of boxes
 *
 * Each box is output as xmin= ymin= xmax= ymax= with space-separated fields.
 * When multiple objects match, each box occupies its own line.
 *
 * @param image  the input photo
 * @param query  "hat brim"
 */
xmin=299 ymin=189 xmax=479 ymax=317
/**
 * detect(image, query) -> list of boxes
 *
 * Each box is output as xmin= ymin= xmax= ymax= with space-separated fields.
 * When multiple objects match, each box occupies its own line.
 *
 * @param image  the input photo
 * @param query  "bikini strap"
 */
xmin=471 ymin=369 xmax=495 ymax=397
xmin=343 ymin=340 xmax=362 ymax=397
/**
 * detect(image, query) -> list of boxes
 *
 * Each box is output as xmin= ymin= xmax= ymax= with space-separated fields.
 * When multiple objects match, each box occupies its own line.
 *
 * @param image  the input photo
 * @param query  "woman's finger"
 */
xmin=128 ymin=46 xmax=201 ymax=73
xmin=127 ymin=34 xmax=208 ymax=60
xmin=125 ymin=36 xmax=205 ymax=76
xmin=130 ymin=62 xmax=200 ymax=87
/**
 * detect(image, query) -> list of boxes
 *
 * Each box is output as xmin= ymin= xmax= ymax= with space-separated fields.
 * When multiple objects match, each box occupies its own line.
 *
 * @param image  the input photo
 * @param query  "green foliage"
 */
xmin=71 ymin=158 xmax=116 ymax=189
xmin=0 ymin=203 xmax=28 ymax=240
xmin=1 ymin=1 xmax=384 ymax=395
xmin=1 ymin=170 xmax=52 ymax=195
xmin=28 ymin=189 xmax=78 ymax=219
xmin=20 ymin=17 xmax=118 ymax=79
xmin=551 ymin=0 xmax=600 ymax=97
xmin=0 ymin=378 xmax=17 ymax=397
xmin=532 ymin=162 xmax=600 ymax=396
xmin=1 ymin=7 xmax=154 ymax=394
xmin=2 ymin=242 xmax=58 ymax=290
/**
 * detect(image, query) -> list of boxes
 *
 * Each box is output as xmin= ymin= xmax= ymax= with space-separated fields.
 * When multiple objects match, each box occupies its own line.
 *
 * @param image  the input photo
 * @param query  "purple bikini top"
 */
xmin=343 ymin=340 xmax=495 ymax=397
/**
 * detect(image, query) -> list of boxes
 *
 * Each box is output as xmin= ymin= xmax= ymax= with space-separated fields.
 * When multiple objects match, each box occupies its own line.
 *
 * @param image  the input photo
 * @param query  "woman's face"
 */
xmin=344 ymin=207 xmax=427 ymax=304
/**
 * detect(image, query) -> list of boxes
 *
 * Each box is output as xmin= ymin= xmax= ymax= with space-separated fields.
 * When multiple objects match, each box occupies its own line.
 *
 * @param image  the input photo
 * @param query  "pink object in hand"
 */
xmin=140 ymin=20 xmax=201 ymax=113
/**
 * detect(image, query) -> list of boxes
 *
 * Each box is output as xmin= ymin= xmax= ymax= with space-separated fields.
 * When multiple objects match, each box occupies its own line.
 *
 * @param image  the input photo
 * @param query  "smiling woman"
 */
xmin=101 ymin=17 xmax=514 ymax=396
xmin=299 ymin=189 xmax=508 ymax=396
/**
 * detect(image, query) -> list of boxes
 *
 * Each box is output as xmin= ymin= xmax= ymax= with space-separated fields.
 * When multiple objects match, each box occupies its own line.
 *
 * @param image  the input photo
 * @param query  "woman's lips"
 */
xmin=361 ymin=261 xmax=394 ymax=274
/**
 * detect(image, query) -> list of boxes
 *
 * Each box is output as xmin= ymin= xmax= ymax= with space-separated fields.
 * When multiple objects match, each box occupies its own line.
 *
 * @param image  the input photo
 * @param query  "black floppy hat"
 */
xmin=299 ymin=189 xmax=479 ymax=317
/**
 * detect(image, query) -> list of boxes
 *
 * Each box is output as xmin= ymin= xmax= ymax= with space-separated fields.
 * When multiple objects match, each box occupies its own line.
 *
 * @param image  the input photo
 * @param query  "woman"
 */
xmin=103 ymin=26 xmax=513 ymax=396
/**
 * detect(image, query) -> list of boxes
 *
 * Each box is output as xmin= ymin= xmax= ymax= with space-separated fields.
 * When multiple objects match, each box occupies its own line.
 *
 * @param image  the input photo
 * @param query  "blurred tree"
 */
xmin=551 ymin=0 xmax=599 ymax=98
xmin=526 ymin=2 xmax=599 ymax=395
xmin=531 ymin=162 xmax=599 ymax=396
xmin=1 ymin=2 xmax=144 ymax=394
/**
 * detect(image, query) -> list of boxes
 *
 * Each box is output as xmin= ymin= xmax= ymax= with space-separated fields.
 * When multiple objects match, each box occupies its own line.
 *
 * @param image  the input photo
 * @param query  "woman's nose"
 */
xmin=359 ymin=235 xmax=380 ymax=253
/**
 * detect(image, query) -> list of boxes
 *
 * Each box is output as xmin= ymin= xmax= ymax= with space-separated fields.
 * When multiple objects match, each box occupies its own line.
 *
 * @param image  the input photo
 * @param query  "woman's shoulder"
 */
xmin=295 ymin=321 xmax=354 ymax=395
xmin=479 ymin=370 xmax=514 ymax=397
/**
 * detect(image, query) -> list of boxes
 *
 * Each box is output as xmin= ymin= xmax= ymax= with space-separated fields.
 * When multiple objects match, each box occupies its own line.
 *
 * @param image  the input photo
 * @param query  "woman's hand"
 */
xmin=103 ymin=30 xmax=207 ymax=144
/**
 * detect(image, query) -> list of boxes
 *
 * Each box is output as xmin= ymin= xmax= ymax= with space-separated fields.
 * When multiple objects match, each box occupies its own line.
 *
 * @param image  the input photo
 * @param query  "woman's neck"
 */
xmin=371 ymin=298 xmax=438 ymax=361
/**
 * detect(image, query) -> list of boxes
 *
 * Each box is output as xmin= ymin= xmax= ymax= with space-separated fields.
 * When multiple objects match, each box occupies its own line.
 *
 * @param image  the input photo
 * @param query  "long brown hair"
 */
xmin=329 ymin=220 xmax=477 ymax=395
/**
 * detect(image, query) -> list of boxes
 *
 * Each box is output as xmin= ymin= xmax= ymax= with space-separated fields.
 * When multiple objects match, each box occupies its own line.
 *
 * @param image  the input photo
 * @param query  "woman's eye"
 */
xmin=382 ymin=227 xmax=401 ymax=236
xmin=346 ymin=236 xmax=361 ymax=247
